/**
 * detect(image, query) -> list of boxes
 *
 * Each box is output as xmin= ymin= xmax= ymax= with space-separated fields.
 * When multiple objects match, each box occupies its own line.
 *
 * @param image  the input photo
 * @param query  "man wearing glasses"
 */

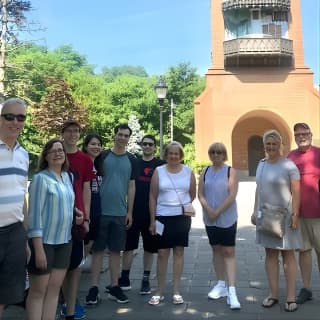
xmin=117 ymin=135 xmax=165 ymax=296
xmin=0 ymin=98 xmax=28 ymax=319
xmin=288 ymin=123 xmax=320 ymax=304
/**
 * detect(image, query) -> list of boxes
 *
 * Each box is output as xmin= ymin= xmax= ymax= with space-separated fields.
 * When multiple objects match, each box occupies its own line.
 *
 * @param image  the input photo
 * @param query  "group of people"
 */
xmin=0 ymin=97 xmax=319 ymax=320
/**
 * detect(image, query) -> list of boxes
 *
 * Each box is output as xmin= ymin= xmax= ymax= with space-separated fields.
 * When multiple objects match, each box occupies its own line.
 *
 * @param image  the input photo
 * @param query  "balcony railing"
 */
xmin=222 ymin=0 xmax=290 ymax=11
xmin=224 ymin=37 xmax=293 ymax=55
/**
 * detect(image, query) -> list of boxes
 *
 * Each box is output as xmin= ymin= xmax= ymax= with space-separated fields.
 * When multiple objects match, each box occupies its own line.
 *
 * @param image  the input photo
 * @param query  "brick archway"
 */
xmin=231 ymin=110 xmax=291 ymax=175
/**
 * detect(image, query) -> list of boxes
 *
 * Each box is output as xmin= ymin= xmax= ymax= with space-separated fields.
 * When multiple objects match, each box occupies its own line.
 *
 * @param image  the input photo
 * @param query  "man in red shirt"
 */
xmin=288 ymin=123 xmax=320 ymax=304
xmin=61 ymin=120 xmax=95 ymax=320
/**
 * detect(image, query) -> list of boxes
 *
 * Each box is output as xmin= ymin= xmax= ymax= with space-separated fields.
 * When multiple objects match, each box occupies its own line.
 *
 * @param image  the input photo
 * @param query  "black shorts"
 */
xmin=205 ymin=222 xmax=237 ymax=247
xmin=92 ymin=216 xmax=126 ymax=252
xmin=0 ymin=222 xmax=27 ymax=305
xmin=84 ymin=212 xmax=101 ymax=244
xmin=156 ymin=215 xmax=191 ymax=249
xmin=125 ymin=217 xmax=157 ymax=253
xmin=68 ymin=239 xmax=84 ymax=270
xmin=28 ymin=241 xmax=72 ymax=275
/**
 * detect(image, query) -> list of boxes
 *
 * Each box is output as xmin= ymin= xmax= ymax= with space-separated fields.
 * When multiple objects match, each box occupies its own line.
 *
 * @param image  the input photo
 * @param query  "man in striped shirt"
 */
xmin=0 ymin=98 xmax=29 ymax=319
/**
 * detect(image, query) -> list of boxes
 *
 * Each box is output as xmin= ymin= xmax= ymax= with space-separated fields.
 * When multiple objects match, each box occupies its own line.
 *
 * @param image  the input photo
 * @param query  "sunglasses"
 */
xmin=142 ymin=142 xmax=154 ymax=147
xmin=294 ymin=132 xmax=311 ymax=138
xmin=210 ymin=150 xmax=222 ymax=155
xmin=1 ymin=113 xmax=26 ymax=122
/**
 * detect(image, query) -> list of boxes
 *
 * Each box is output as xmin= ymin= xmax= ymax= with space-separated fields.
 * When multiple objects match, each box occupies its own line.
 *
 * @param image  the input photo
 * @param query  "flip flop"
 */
xmin=285 ymin=301 xmax=298 ymax=312
xmin=262 ymin=296 xmax=279 ymax=308
xmin=148 ymin=295 xmax=164 ymax=305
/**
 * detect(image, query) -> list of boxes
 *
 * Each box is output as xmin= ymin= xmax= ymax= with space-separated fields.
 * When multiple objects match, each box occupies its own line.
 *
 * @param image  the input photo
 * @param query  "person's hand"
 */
xmin=207 ymin=208 xmax=218 ymax=221
xmin=290 ymin=214 xmax=299 ymax=230
xmin=149 ymin=222 xmax=156 ymax=236
xmin=74 ymin=207 xmax=83 ymax=225
xmin=126 ymin=213 xmax=133 ymax=229
xmin=26 ymin=242 xmax=31 ymax=264
xmin=35 ymin=247 xmax=47 ymax=270
xmin=251 ymin=213 xmax=257 ymax=226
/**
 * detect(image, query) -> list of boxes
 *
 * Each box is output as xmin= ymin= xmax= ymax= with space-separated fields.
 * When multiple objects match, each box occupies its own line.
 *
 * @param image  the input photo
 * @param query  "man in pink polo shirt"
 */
xmin=288 ymin=123 xmax=320 ymax=304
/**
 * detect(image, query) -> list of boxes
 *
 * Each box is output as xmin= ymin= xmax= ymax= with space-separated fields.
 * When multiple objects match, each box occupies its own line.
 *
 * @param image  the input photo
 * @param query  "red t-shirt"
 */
xmin=288 ymin=146 xmax=320 ymax=218
xmin=67 ymin=150 xmax=96 ymax=216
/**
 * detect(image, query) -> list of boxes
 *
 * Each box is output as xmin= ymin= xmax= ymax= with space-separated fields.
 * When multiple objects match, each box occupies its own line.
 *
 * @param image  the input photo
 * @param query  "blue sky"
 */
xmin=29 ymin=0 xmax=319 ymax=85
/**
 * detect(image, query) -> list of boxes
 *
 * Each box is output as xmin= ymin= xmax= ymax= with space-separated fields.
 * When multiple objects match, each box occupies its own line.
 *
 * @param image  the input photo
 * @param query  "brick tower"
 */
xmin=194 ymin=0 xmax=319 ymax=176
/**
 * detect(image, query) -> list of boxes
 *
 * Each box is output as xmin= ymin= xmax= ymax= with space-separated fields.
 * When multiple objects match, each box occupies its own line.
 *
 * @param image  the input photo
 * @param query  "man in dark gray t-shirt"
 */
xmin=86 ymin=123 xmax=136 ymax=305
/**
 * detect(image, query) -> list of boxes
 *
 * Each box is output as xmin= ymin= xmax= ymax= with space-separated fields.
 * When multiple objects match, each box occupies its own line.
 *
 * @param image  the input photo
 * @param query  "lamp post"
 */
xmin=170 ymin=98 xmax=176 ymax=142
xmin=154 ymin=76 xmax=167 ymax=159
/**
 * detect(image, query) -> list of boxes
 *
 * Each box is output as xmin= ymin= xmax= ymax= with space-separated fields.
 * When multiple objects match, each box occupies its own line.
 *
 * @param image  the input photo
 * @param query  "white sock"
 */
xmin=217 ymin=280 xmax=226 ymax=287
xmin=228 ymin=286 xmax=236 ymax=294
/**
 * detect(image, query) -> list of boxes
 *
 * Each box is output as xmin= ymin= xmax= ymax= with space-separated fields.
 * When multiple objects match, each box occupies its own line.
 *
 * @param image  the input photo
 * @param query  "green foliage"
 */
xmin=101 ymin=65 xmax=148 ymax=82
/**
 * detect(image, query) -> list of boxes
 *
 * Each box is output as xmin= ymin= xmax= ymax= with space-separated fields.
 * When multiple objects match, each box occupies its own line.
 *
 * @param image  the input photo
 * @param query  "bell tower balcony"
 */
xmin=222 ymin=0 xmax=290 ymax=11
xmin=224 ymin=37 xmax=293 ymax=67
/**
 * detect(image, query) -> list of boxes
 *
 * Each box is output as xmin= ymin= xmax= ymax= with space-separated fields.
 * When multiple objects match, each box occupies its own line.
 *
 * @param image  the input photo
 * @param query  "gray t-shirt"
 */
xmin=100 ymin=151 xmax=135 ymax=216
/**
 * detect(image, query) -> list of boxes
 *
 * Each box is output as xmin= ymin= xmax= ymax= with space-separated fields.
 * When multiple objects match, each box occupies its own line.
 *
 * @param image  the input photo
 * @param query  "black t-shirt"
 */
xmin=133 ymin=157 xmax=165 ymax=219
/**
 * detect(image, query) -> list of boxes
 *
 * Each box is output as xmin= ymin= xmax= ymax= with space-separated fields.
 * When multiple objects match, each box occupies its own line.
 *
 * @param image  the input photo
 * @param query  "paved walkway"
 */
xmin=4 ymin=182 xmax=319 ymax=319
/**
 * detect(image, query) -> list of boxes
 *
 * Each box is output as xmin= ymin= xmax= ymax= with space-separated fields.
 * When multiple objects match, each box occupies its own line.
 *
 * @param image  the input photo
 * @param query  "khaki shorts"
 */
xmin=300 ymin=218 xmax=320 ymax=252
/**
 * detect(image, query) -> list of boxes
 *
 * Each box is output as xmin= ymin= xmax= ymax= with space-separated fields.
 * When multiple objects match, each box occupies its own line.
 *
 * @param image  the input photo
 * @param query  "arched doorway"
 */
xmin=248 ymin=135 xmax=264 ymax=176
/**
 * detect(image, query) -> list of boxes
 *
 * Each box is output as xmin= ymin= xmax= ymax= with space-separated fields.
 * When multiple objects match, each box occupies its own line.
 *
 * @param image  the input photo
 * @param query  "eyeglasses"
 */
xmin=47 ymin=148 xmax=64 ymax=155
xmin=1 ymin=113 xmax=26 ymax=122
xmin=294 ymin=132 xmax=311 ymax=138
xmin=210 ymin=150 xmax=222 ymax=155
xmin=142 ymin=142 xmax=154 ymax=147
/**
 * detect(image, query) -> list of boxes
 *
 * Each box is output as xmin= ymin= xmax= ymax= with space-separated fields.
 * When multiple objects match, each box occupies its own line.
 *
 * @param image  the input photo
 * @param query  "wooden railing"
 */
xmin=224 ymin=38 xmax=293 ymax=56
xmin=222 ymin=0 xmax=290 ymax=11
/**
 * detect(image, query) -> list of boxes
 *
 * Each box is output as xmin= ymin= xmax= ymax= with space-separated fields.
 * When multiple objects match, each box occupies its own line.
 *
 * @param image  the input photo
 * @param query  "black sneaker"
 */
xmin=140 ymin=278 xmax=151 ymax=295
xmin=118 ymin=276 xmax=131 ymax=291
xmin=108 ymin=286 xmax=129 ymax=304
xmin=296 ymin=288 xmax=312 ymax=304
xmin=86 ymin=286 xmax=100 ymax=305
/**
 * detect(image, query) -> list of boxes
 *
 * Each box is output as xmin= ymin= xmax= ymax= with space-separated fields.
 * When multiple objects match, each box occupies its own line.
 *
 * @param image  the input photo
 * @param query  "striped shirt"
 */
xmin=28 ymin=169 xmax=74 ymax=244
xmin=0 ymin=140 xmax=29 ymax=227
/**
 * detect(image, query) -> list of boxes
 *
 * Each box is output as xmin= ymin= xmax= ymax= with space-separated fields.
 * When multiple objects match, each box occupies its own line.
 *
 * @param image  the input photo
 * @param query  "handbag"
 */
xmin=182 ymin=203 xmax=196 ymax=217
xmin=257 ymin=203 xmax=288 ymax=239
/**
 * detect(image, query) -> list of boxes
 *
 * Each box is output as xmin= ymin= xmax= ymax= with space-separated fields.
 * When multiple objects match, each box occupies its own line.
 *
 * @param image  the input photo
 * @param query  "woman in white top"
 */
xmin=149 ymin=141 xmax=196 ymax=305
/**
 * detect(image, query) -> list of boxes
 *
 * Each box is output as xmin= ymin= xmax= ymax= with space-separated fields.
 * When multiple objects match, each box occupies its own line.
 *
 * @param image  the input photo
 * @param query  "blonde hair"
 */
xmin=263 ymin=129 xmax=283 ymax=156
xmin=163 ymin=141 xmax=184 ymax=160
xmin=208 ymin=142 xmax=228 ymax=161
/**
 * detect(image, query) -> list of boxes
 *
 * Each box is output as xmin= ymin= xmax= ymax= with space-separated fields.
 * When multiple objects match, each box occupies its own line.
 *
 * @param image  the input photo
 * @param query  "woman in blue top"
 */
xmin=26 ymin=138 xmax=82 ymax=320
xmin=198 ymin=142 xmax=241 ymax=310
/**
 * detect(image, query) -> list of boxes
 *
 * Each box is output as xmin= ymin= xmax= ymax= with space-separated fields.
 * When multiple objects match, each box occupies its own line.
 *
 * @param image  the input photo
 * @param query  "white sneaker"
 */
xmin=208 ymin=283 xmax=228 ymax=299
xmin=227 ymin=288 xmax=241 ymax=310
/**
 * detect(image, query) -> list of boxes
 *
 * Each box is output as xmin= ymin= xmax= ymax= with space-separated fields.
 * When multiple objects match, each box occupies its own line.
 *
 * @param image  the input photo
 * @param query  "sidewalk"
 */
xmin=4 ymin=182 xmax=319 ymax=319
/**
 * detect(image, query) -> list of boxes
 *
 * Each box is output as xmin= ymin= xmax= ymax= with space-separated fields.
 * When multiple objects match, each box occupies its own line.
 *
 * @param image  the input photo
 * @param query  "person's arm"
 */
xmin=82 ymin=181 xmax=91 ymax=232
xmin=213 ymin=167 xmax=238 ymax=216
xmin=290 ymin=179 xmax=300 ymax=230
xmin=149 ymin=170 xmax=159 ymax=235
xmin=251 ymin=187 xmax=258 ymax=225
xmin=126 ymin=179 xmax=135 ymax=228
xmin=32 ymin=237 xmax=47 ymax=270
xmin=189 ymin=171 xmax=196 ymax=201
xmin=197 ymin=169 xmax=215 ymax=219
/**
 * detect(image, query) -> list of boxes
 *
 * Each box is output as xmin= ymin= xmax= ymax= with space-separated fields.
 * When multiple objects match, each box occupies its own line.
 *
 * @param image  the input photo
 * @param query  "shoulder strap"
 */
xmin=227 ymin=166 xmax=231 ymax=179
xmin=67 ymin=171 xmax=74 ymax=184
xmin=203 ymin=166 xmax=210 ymax=183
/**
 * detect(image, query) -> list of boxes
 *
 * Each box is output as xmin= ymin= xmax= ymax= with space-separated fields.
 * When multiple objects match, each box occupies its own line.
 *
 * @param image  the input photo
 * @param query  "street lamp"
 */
xmin=154 ymin=76 xmax=167 ymax=158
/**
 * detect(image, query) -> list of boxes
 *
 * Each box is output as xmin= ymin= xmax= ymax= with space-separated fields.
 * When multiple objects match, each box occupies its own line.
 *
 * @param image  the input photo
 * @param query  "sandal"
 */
xmin=285 ymin=301 xmax=298 ymax=312
xmin=262 ymin=296 xmax=278 ymax=308
xmin=172 ymin=294 xmax=184 ymax=305
xmin=148 ymin=295 xmax=164 ymax=305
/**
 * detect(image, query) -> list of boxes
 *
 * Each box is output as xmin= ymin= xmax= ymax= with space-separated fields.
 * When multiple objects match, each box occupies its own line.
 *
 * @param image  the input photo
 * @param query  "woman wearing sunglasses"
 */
xmin=198 ymin=142 xmax=241 ymax=310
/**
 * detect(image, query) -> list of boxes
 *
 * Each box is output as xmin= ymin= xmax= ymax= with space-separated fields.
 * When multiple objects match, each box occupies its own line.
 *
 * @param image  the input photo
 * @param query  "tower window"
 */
xmin=272 ymin=11 xmax=288 ymax=22
xmin=252 ymin=10 xmax=260 ymax=20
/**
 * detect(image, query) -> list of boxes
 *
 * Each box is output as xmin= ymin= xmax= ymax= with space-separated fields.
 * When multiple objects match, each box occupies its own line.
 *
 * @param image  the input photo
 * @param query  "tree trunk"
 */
xmin=0 ymin=0 xmax=8 ymax=100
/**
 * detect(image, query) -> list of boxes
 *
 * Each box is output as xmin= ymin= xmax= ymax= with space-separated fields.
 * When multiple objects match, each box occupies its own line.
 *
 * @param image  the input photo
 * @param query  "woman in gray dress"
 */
xmin=251 ymin=130 xmax=303 ymax=312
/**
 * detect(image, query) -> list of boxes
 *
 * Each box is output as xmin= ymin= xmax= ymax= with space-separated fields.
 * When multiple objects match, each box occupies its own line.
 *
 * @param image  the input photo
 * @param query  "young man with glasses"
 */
xmin=86 ymin=124 xmax=136 ymax=304
xmin=0 ymin=98 xmax=29 ymax=319
xmin=288 ymin=123 xmax=320 ymax=304
xmin=61 ymin=120 xmax=95 ymax=320
xmin=113 ymin=135 xmax=165 ymax=297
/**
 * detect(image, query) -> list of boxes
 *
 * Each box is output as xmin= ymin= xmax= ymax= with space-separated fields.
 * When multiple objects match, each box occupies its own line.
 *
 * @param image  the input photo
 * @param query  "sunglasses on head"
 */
xmin=1 ymin=113 xmax=26 ymax=122
xmin=142 ymin=142 xmax=154 ymax=147
xmin=210 ymin=150 xmax=222 ymax=155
